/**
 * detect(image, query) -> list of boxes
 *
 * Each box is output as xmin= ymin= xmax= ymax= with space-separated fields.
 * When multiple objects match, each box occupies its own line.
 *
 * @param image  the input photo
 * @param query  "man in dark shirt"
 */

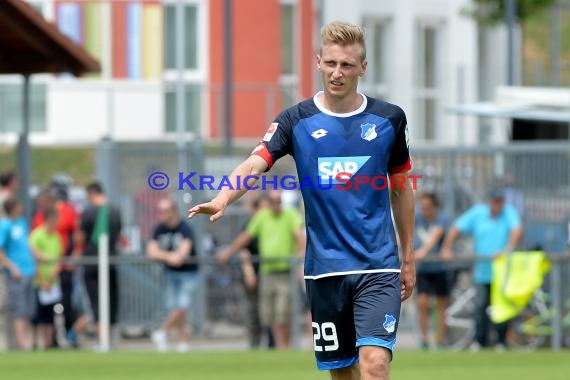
xmin=413 ymin=193 xmax=450 ymax=350
xmin=147 ymin=198 xmax=197 ymax=352
xmin=78 ymin=181 xmax=122 ymax=340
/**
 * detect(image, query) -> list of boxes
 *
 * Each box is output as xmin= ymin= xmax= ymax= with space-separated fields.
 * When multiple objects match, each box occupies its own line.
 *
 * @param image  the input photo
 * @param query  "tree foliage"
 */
xmin=464 ymin=0 xmax=557 ymax=24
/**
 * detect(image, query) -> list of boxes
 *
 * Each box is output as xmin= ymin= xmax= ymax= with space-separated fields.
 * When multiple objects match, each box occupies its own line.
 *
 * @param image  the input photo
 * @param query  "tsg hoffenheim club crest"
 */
xmin=383 ymin=314 xmax=396 ymax=333
xmin=360 ymin=123 xmax=377 ymax=141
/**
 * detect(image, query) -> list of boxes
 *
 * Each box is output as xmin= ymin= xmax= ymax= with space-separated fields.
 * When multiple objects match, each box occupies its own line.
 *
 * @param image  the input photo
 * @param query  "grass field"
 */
xmin=0 ymin=350 xmax=568 ymax=380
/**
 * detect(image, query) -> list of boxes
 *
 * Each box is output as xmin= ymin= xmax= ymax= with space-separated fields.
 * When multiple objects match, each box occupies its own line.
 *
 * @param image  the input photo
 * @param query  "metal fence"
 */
xmin=95 ymin=140 xmax=570 ymax=255
xmin=2 ymin=252 xmax=569 ymax=351
xmin=412 ymin=142 xmax=570 ymax=254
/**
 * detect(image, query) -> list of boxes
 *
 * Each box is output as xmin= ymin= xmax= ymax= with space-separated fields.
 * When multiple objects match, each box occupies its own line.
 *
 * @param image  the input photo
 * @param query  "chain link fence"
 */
xmin=6 ymin=140 xmax=568 ymax=350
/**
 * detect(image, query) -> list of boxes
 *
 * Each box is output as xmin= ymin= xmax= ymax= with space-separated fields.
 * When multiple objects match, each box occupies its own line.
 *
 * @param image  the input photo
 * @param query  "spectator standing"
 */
xmin=441 ymin=186 xmax=523 ymax=351
xmin=0 ymin=170 xmax=19 ymax=349
xmin=30 ymin=207 xmax=63 ymax=349
xmin=31 ymin=180 xmax=81 ymax=344
xmin=413 ymin=193 xmax=450 ymax=350
xmin=147 ymin=198 xmax=198 ymax=353
xmin=218 ymin=190 xmax=304 ymax=350
xmin=78 ymin=182 xmax=123 ymax=342
xmin=0 ymin=198 xmax=36 ymax=350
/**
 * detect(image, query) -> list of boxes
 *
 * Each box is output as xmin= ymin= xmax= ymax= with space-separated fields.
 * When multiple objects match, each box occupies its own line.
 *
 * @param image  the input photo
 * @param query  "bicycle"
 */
xmin=444 ymin=269 xmax=476 ymax=350
xmin=510 ymin=288 xmax=570 ymax=349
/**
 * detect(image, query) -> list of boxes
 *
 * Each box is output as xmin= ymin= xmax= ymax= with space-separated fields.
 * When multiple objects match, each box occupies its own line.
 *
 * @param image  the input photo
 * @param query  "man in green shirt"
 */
xmin=29 ymin=207 xmax=63 ymax=349
xmin=219 ymin=191 xmax=304 ymax=349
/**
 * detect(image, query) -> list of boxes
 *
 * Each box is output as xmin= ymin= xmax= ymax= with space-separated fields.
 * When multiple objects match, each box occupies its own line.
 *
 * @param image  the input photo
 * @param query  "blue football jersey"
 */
xmin=252 ymin=92 xmax=412 ymax=279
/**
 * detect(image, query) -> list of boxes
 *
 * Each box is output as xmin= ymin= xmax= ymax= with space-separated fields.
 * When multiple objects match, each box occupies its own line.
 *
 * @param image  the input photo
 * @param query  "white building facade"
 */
xmin=0 ymin=0 xmax=510 ymax=146
xmin=321 ymin=0 xmax=509 ymax=146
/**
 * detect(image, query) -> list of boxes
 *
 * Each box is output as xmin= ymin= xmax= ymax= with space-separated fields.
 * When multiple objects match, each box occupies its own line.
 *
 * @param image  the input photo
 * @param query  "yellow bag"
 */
xmin=490 ymin=251 xmax=551 ymax=324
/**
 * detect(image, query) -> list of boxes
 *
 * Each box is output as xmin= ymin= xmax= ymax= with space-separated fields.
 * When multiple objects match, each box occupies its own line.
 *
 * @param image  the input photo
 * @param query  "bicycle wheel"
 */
xmin=509 ymin=291 xmax=550 ymax=349
xmin=445 ymin=284 xmax=476 ymax=350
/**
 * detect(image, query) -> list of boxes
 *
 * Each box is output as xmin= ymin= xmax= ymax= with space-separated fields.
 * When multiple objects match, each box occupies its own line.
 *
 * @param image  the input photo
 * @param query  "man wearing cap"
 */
xmin=441 ymin=186 xmax=522 ymax=351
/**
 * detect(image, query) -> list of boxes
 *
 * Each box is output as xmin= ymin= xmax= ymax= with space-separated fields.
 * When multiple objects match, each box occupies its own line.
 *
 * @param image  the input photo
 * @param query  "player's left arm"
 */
xmin=387 ymin=110 xmax=415 ymax=301
xmin=390 ymin=174 xmax=415 ymax=301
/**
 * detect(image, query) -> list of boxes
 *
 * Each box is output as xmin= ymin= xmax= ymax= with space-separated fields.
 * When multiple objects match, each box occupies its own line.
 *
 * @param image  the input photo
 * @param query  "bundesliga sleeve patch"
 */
xmin=262 ymin=122 xmax=279 ymax=142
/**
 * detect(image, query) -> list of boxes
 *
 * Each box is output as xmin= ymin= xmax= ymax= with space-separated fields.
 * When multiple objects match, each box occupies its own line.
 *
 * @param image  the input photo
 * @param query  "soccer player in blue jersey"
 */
xmin=189 ymin=21 xmax=415 ymax=380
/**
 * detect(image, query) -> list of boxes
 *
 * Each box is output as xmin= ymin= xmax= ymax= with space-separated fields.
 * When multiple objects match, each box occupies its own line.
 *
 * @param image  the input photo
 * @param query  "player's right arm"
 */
xmin=188 ymin=155 xmax=269 ymax=222
xmin=190 ymin=108 xmax=294 ymax=222
xmin=187 ymin=155 xmax=268 ymax=222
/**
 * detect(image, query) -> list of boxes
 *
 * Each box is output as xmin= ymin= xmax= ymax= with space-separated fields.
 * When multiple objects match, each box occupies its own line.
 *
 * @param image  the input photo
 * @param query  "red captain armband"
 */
xmin=388 ymin=158 xmax=413 ymax=174
xmin=250 ymin=142 xmax=274 ymax=170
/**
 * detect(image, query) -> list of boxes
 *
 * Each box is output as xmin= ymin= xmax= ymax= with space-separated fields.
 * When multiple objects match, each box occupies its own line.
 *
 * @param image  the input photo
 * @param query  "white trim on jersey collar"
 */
xmin=313 ymin=91 xmax=367 ymax=118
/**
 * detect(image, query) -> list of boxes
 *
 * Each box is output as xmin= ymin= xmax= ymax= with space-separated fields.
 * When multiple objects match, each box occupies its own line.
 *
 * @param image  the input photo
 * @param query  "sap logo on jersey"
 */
xmin=318 ymin=156 xmax=370 ymax=184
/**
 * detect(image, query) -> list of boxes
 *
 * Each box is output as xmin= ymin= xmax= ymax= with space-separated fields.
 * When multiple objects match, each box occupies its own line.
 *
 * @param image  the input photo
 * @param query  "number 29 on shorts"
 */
xmin=312 ymin=322 xmax=339 ymax=352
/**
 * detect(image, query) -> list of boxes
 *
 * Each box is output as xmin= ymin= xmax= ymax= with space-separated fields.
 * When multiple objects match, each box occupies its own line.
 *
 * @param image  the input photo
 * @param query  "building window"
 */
xmin=415 ymin=21 xmax=444 ymax=141
xmin=164 ymin=4 xmax=198 ymax=70
xmin=362 ymin=18 xmax=391 ymax=100
xmin=421 ymin=27 xmax=438 ymax=89
xmin=163 ymin=1 xmax=204 ymax=135
xmin=281 ymin=3 xmax=295 ymax=75
xmin=0 ymin=83 xmax=47 ymax=133
xmin=164 ymin=83 xmax=201 ymax=133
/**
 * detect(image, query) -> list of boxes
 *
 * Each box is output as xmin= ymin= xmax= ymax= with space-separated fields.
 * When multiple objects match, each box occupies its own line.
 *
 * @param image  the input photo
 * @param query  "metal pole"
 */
xmin=98 ymin=233 xmax=110 ymax=352
xmin=190 ymin=135 xmax=207 ymax=336
xmin=444 ymin=152 xmax=456 ymax=219
xmin=549 ymin=1 xmax=561 ymax=86
xmin=290 ymin=256 xmax=301 ymax=349
xmin=18 ymin=74 xmax=32 ymax=222
xmin=10 ymin=75 xmax=32 ymax=350
xmin=175 ymin=0 xmax=186 ymax=150
xmin=550 ymin=255 xmax=563 ymax=350
xmin=505 ymin=0 xmax=517 ymax=86
xmin=175 ymin=0 xmax=188 ymax=207
xmin=223 ymin=0 xmax=233 ymax=155
xmin=456 ymin=65 xmax=465 ymax=145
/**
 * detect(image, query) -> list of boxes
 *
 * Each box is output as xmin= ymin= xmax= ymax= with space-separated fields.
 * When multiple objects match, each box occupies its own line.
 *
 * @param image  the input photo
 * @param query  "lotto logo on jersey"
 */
xmin=318 ymin=156 xmax=371 ymax=184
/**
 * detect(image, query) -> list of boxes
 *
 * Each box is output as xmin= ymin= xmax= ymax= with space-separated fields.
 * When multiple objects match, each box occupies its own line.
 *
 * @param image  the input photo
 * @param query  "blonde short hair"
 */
xmin=320 ymin=21 xmax=366 ymax=60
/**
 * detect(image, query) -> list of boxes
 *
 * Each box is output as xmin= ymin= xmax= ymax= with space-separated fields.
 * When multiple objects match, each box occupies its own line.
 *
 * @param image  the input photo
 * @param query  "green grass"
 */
xmin=0 ymin=350 xmax=569 ymax=380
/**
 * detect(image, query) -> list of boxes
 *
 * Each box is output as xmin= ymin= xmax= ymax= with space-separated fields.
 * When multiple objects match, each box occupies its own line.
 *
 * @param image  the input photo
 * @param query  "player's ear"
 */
xmin=316 ymin=54 xmax=323 ymax=71
xmin=360 ymin=60 xmax=367 ymax=77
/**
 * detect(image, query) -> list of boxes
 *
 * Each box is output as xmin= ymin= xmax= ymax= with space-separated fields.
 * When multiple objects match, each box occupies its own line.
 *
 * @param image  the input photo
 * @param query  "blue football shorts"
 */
xmin=305 ymin=272 xmax=401 ymax=371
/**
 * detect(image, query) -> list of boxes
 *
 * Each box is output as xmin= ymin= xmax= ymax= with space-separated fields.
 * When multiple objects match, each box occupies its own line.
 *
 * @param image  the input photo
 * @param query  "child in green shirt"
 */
xmin=30 ymin=207 xmax=63 ymax=349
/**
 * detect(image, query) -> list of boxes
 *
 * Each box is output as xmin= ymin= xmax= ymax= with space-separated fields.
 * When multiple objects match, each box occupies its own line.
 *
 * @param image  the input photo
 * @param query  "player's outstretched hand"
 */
xmin=188 ymin=198 xmax=226 ymax=222
xmin=400 ymin=261 xmax=416 ymax=301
